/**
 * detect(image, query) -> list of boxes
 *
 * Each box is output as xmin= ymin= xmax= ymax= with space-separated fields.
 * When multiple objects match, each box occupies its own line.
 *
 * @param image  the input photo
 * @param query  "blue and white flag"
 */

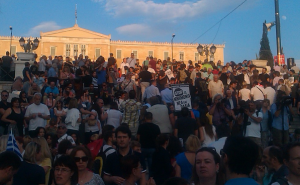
xmin=6 ymin=130 xmax=23 ymax=161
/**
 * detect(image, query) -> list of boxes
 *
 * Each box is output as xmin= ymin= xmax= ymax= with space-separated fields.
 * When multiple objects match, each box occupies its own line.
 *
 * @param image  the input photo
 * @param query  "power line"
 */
xmin=191 ymin=0 xmax=248 ymax=44
xmin=211 ymin=21 xmax=222 ymax=44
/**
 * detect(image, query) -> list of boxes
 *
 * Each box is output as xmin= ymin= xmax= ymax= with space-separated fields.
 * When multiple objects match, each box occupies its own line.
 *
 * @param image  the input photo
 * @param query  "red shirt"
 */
xmin=149 ymin=59 xmax=156 ymax=70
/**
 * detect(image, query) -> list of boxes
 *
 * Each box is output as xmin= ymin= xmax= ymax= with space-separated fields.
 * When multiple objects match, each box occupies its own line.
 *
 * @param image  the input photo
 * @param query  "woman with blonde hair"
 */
xmin=32 ymin=137 xmax=52 ymax=185
xmin=13 ymin=142 xmax=46 ymax=185
xmin=175 ymin=135 xmax=201 ymax=181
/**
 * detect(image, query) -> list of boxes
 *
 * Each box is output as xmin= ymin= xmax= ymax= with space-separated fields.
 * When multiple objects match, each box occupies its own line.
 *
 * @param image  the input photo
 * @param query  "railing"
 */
xmin=0 ymin=65 xmax=14 ymax=81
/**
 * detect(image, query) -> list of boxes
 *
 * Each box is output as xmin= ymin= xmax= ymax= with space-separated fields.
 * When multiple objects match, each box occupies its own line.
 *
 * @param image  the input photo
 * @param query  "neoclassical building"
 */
xmin=0 ymin=24 xmax=225 ymax=66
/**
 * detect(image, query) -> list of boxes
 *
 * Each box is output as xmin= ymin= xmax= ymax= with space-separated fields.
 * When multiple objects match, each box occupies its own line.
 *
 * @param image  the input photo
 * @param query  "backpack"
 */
xmin=275 ymin=177 xmax=289 ymax=185
xmin=87 ymin=139 xmax=104 ymax=160
xmin=92 ymin=145 xmax=115 ymax=176
xmin=199 ymin=79 xmax=208 ymax=92
xmin=179 ymin=69 xmax=187 ymax=82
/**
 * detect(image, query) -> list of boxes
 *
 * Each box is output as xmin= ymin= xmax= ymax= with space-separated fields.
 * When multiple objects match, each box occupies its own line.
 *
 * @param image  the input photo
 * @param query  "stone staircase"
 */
xmin=290 ymin=107 xmax=300 ymax=134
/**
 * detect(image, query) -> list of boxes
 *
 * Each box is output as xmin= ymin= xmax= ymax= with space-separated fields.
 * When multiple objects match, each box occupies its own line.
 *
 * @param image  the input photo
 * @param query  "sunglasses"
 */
xmin=1 ymin=94 xmax=8 ymax=97
xmin=58 ymin=126 xmax=66 ymax=129
xmin=74 ymin=156 xmax=88 ymax=162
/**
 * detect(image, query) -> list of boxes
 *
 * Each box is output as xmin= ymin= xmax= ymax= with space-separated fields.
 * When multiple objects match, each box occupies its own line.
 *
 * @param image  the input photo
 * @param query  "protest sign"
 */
xmin=171 ymin=84 xmax=192 ymax=111
xmin=165 ymin=69 xmax=174 ymax=79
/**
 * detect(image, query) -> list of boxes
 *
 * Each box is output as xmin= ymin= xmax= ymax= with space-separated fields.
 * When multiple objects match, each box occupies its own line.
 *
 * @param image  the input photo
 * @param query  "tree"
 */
xmin=259 ymin=21 xmax=274 ymax=68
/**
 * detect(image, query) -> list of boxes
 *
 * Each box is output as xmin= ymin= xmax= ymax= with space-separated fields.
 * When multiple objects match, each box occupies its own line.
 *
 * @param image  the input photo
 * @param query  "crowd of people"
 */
xmin=0 ymin=51 xmax=300 ymax=185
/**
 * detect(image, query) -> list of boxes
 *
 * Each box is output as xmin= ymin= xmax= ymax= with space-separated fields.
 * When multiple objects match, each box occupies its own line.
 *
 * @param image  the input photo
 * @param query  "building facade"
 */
xmin=0 ymin=24 xmax=225 ymax=66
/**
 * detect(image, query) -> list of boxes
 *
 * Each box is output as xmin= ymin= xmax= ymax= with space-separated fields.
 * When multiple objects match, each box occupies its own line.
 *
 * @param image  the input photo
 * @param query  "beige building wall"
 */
xmin=0 ymin=24 xmax=225 ymax=66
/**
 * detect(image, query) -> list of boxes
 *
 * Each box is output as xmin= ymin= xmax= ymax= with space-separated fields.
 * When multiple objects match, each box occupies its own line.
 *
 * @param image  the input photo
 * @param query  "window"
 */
xmin=116 ymin=50 xmax=122 ymax=59
xmin=10 ymin=46 xmax=16 ymax=55
xmin=179 ymin=51 xmax=184 ymax=61
xmin=95 ymin=48 xmax=101 ymax=59
xmin=50 ymin=46 xmax=56 ymax=56
xmin=195 ymin=53 xmax=199 ymax=62
xmin=81 ymin=45 xmax=86 ymax=57
xmin=132 ymin=50 xmax=138 ymax=58
xmin=74 ymin=45 xmax=78 ymax=56
xmin=148 ymin=51 xmax=154 ymax=57
xmin=66 ymin=44 xmax=70 ymax=57
xmin=164 ymin=52 xmax=169 ymax=60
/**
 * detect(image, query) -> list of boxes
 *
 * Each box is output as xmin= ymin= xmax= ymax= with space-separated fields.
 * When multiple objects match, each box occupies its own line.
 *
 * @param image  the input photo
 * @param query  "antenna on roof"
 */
xmin=75 ymin=4 xmax=77 ymax=25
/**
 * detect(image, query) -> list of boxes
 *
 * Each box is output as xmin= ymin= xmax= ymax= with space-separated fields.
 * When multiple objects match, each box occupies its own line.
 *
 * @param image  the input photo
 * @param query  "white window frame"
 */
xmin=163 ymin=51 xmax=169 ymax=60
xmin=132 ymin=50 xmax=138 ymax=58
xmin=95 ymin=48 xmax=101 ymax=59
xmin=74 ymin=44 xmax=78 ymax=57
xmin=116 ymin=49 xmax=122 ymax=59
xmin=179 ymin=51 xmax=184 ymax=61
xmin=10 ymin=45 xmax=17 ymax=55
xmin=148 ymin=50 xmax=154 ymax=57
xmin=50 ymin=46 xmax=56 ymax=56
xmin=66 ymin=44 xmax=70 ymax=57
xmin=81 ymin=45 xmax=86 ymax=57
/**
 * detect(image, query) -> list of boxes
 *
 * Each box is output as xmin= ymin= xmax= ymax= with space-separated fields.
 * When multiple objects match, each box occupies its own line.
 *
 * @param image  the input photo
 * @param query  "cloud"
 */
xmin=116 ymin=24 xmax=151 ymax=36
xmin=96 ymin=0 xmax=257 ymax=21
xmin=26 ymin=21 xmax=62 ymax=37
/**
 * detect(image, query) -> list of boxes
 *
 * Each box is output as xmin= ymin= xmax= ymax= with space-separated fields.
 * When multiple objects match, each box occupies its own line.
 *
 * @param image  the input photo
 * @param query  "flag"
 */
xmin=6 ymin=129 xmax=23 ymax=161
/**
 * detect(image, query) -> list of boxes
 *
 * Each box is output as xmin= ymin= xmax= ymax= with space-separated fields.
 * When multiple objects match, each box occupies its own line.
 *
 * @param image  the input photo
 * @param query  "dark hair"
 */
xmin=181 ymin=107 xmax=189 ymax=117
xmin=19 ymin=91 xmax=27 ymax=99
xmin=120 ymin=154 xmax=140 ymax=179
xmin=149 ymin=96 xmax=159 ymax=106
xmin=222 ymin=136 xmax=259 ymax=175
xmin=167 ymin=136 xmax=183 ymax=158
xmin=10 ymin=97 xmax=19 ymax=104
xmin=70 ymin=146 xmax=93 ymax=169
xmin=115 ymin=125 xmax=132 ymax=139
xmin=53 ymin=155 xmax=78 ymax=185
xmin=35 ymin=127 xmax=46 ymax=138
xmin=1 ymin=90 xmax=9 ymax=96
xmin=268 ymin=146 xmax=284 ymax=164
xmin=57 ymin=140 xmax=73 ymax=155
xmin=283 ymin=142 xmax=300 ymax=161
xmin=110 ymin=102 xmax=118 ymax=110
xmin=144 ymin=112 xmax=153 ymax=120
xmin=191 ymin=147 xmax=221 ymax=185
xmin=102 ymin=125 xmax=115 ymax=142
xmin=128 ymin=90 xmax=136 ymax=99
xmin=163 ymin=177 xmax=189 ymax=185
xmin=0 ymin=151 xmax=21 ymax=170
xmin=156 ymin=134 xmax=169 ymax=147
xmin=216 ymin=124 xmax=230 ymax=139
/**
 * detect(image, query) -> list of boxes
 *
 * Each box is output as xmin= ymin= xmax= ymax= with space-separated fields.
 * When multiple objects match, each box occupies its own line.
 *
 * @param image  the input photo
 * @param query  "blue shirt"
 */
xmin=45 ymin=86 xmax=59 ymax=95
xmin=270 ymin=103 xmax=289 ymax=130
xmin=161 ymin=88 xmax=173 ymax=104
xmin=47 ymin=67 xmax=57 ymax=77
xmin=261 ymin=111 xmax=269 ymax=132
xmin=192 ymin=109 xmax=200 ymax=118
xmin=175 ymin=152 xmax=193 ymax=181
xmin=225 ymin=178 xmax=259 ymax=185
xmin=96 ymin=68 xmax=106 ymax=85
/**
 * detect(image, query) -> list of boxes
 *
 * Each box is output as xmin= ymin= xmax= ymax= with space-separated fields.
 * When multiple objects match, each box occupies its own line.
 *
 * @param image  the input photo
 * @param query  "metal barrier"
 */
xmin=0 ymin=66 xmax=14 ymax=81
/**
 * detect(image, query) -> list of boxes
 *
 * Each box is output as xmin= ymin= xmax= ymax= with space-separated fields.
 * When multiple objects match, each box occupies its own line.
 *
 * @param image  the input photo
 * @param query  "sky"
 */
xmin=0 ymin=0 xmax=300 ymax=65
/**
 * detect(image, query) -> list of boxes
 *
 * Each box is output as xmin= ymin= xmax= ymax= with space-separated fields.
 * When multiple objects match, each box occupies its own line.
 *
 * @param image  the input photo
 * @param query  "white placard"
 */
xmin=165 ymin=69 xmax=174 ymax=79
xmin=171 ymin=84 xmax=192 ymax=111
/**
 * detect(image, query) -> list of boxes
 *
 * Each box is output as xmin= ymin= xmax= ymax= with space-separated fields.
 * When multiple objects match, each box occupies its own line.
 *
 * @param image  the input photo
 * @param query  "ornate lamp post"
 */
xmin=19 ymin=37 xmax=39 ymax=53
xmin=9 ymin=26 xmax=12 ymax=55
xmin=171 ymin=34 xmax=175 ymax=62
xmin=197 ymin=44 xmax=216 ymax=62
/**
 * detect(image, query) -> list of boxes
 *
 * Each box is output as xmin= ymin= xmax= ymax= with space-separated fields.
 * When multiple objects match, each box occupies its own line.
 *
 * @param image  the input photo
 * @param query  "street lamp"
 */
xmin=19 ymin=37 xmax=39 ymax=53
xmin=9 ymin=26 xmax=12 ymax=56
xmin=197 ymin=44 xmax=216 ymax=62
xmin=171 ymin=34 xmax=175 ymax=63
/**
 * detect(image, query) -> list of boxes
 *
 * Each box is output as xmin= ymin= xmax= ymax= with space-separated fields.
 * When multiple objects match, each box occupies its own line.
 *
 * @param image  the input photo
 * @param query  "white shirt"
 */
xmin=208 ymin=80 xmax=224 ymax=98
xmin=85 ymin=110 xmax=100 ymax=133
xmin=38 ymin=59 xmax=47 ymax=71
xmin=106 ymin=109 xmax=123 ymax=128
xmin=127 ymin=58 xmax=136 ymax=68
xmin=265 ymin=87 xmax=276 ymax=105
xmin=202 ymin=126 xmax=216 ymax=147
xmin=143 ymin=85 xmax=160 ymax=100
xmin=239 ymin=88 xmax=251 ymax=101
xmin=274 ymin=65 xmax=281 ymax=72
xmin=250 ymin=85 xmax=266 ymax=101
xmin=291 ymin=66 xmax=299 ymax=74
xmin=58 ymin=134 xmax=76 ymax=145
xmin=120 ymin=62 xmax=130 ymax=75
xmin=208 ymin=137 xmax=227 ymax=156
xmin=244 ymin=73 xmax=250 ymax=84
xmin=245 ymin=111 xmax=263 ymax=138
xmin=25 ymin=103 xmax=50 ymax=131
xmin=65 ymin=108 xmax=80 ymax=131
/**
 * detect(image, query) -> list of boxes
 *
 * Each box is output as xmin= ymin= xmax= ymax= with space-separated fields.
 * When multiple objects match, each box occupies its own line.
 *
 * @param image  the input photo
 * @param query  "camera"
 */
xmin=276 ymin=96 xmax=292 ymax=108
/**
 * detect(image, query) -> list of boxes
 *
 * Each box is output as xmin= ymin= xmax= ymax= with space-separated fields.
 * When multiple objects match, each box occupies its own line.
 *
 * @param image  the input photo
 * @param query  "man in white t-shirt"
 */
xmin=208 ymin=75 xmax=224 ymax=98
xmin=250 ymin=81 xmax=266 ymax=101
xmin=265 ymin=82 xmax=276 ymax=105
xmin=127 ymin=53 xmax=136 ymax=68
xmin=25 ymin=93 xmax=50 ymax=137
xmin=120 ymin=58 xmax=130 ymax=76
xmin=244 ymin=101 xmax=263 ymax=147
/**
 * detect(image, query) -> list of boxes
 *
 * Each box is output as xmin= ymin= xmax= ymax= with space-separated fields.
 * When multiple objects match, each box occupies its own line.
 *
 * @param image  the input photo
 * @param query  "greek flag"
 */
xmin=6 ymin=130 xmax=23 ymax=161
